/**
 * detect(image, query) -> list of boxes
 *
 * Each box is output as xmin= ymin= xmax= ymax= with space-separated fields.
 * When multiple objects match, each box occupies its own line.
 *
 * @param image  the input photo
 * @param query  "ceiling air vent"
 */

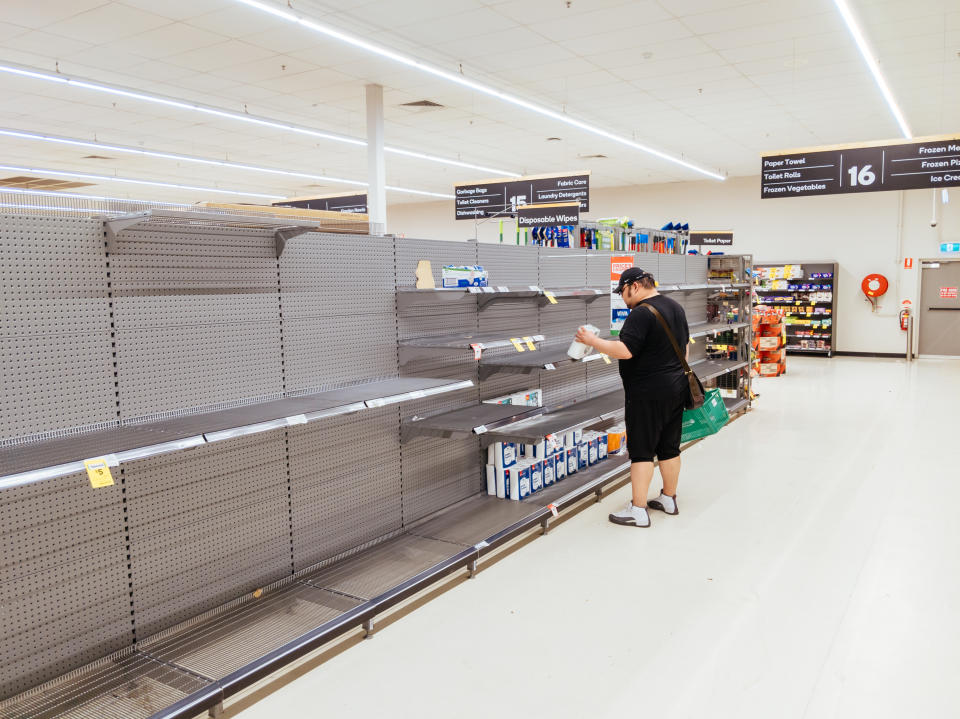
xmin=82 ymin=155 xmax=114 ymax=160
xmin=546 ymin=137 xmax=562 ymax=141
xmin=578 ymin=154 xmax=608 ymax=159
xmin=0 ymin=175 xmax=95 ymax=190
xmin=401 ymin=99 xmax=444 ymax=108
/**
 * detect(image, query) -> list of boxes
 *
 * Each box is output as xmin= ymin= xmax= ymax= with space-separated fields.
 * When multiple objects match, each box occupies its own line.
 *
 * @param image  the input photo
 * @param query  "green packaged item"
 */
xmin=680 ymin=389 xmax=730 ymax=442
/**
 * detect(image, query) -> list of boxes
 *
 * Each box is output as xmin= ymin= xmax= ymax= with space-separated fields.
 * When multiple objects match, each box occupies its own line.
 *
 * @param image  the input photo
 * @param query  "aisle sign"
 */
xmin=690 ymin=230 xmax=733 ymax=246
xmin=274 ymin=192 xmax=368 ymax=213
xmin=516 ymin=202 xmax=580 ymax=228
xmin=455 ymin=171 xmax=590 ymax=219
xmin=610 ymin=255 xmax=634 ymax=335
xmin=939 ymin=287 xmax=958 ymax=299
xmin=761 ymin=134 xmax=960 ymax=198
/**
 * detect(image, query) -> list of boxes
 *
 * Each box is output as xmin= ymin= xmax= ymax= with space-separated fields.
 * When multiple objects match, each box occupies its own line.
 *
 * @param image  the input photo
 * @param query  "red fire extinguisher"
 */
xmin=899 ymin=300 xmax=912 ymax=331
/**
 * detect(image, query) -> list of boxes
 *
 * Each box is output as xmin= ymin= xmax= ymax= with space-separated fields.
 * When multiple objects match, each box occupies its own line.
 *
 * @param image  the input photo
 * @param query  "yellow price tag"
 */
xmin=522 ymin=336 xmax=536 ymax=351
xmin=543 ymin=291 xmax=558 ymax=305
xmin=602 ymin=354 xmax=611 ymax=364
xmin=509 ymin=338 xmax=525 ymax=352
xmin=84 ymin=458 xmax=115 ymax=488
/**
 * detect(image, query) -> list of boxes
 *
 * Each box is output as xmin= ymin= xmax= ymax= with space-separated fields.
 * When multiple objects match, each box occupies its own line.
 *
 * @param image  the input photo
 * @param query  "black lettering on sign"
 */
xmin=516 ymin=202 xmax=580 ymax=228
xmin=274 ymin=193 xmax=368 ymax=213
xmin=761 ymin=134 xmax=960 ymax=198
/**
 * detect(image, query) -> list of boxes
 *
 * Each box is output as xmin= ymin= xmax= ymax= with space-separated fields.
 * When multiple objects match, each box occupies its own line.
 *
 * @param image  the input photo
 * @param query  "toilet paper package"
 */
xmin=510 ymin=463 xmax=532 ymax=501
xmin=568 ymin=323 xmax=601 ymax=359
xmin=485 ymin=465 xmax=496 ymax=496
xmin=577 ymin=443 xmax=589 ymax=471
xmin=545 ymin=434 xmax=564 ymax=457
xmin=587 ymin=437 xmax=599 ymax=465
xmin=555 ymin=452 xmax=567 ymax=481
xmin=542 ymin=455 xmax=555 ymax=486
xmin=567 ymin=448 xmax=578 ymax=475
xmin=597 ymin=433 xmax=608 ymax=460
xmin=524 ymin=440 xmax=546 ymax=460
xmin=487 ymin=441 xmax=518 ymax=469
xmin=529 ymin=459 xmax=543 ymax=493
xmin=485 ymin=465 xmax=514 ymax=499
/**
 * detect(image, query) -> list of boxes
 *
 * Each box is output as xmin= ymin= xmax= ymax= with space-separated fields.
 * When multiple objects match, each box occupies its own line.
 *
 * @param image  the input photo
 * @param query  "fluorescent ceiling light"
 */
xmin=831 ymin=0 xmax=912 ymax=139
xmin=0 ymin=163 xmax=284 ymax=199
xmin=233 ymin=0 xmax=725 ymax=181
xmin=0 ymin=128 xmax=454 ymax=198
xmin=0 ymin=63 xmax=519 ymax=177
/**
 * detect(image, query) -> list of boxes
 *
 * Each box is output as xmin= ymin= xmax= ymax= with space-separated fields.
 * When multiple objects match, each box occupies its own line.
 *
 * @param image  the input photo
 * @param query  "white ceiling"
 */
xmin=0 ymin=0 xmax=956 ymax=205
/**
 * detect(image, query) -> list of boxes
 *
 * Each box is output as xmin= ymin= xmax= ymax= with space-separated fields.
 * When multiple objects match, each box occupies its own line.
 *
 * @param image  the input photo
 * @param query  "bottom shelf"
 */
xmin=723 ymin=397 xmax=749 ymax=414
xmin=785 ymin=346 xmax=831 ymax=354
xmin=0 ymin=407 xmax=751 ymax=719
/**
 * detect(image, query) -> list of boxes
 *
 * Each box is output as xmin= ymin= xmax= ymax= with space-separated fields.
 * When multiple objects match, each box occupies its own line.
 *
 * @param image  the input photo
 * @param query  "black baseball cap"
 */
xmin=614 ymin=267 xmax=655 ymax=294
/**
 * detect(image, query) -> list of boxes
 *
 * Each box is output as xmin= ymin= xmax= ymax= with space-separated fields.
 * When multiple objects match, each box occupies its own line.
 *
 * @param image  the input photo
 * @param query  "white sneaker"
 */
xmin=608 ymin=501 xmax=651 ymax=528
xmin=648 ymin=493 xmax=678 ymax=515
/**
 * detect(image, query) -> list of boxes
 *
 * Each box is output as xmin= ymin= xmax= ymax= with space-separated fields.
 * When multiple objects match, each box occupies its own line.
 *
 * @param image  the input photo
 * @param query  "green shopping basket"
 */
xmin=680 ymin=389 xmax=730 ymax=443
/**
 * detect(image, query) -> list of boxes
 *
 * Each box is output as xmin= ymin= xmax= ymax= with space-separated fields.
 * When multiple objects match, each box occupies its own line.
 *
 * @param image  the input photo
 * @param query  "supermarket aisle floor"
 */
xmin=232 ymin=357 xmax=960 ymax=719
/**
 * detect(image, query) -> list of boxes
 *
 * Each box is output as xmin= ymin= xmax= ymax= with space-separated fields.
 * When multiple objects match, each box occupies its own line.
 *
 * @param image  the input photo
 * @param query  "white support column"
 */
xmin=366 ymin=83 xmax=386 ymax=234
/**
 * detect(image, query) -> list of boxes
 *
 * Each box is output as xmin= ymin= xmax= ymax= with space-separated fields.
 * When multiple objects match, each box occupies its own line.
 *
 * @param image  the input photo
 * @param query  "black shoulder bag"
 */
xmin=641 ymin=303 xmax=705 ymax=409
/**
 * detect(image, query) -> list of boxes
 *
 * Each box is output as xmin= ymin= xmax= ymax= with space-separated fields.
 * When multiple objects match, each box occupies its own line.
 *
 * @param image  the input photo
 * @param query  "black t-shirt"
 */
xmin=618 ymin=294 xmax=689 ymax=397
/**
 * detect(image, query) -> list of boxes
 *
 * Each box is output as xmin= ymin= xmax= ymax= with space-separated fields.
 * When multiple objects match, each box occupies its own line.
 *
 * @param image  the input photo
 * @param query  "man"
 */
xmin=574 ymin=267 xmax=689 ymax=528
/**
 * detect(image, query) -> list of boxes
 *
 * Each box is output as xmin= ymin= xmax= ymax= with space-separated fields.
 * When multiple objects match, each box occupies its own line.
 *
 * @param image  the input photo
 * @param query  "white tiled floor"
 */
xmin=234 ymin=357 xmax=960 ymax=719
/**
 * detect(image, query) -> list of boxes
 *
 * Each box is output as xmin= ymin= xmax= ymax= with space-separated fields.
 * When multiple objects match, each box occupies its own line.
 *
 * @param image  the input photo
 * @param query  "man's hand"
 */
xmin=575 ymin=325 xmax=599 ymax=348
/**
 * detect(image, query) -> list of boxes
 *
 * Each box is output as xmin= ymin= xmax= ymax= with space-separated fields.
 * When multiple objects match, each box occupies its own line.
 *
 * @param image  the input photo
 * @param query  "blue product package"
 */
xmin=542 ymin=455 xmax=555 ymax=486
xmin=597 ymin=433 xmax=608 ymax=460
xmin=587 ymin=438 xmax=599 ymax=465
xmin=555 ymin=453 xmax=567 ymax=481
xmin=511 ymin=464 xmax=531 ymax=500
xmin=577 ymin=443 xmax=589 ymax=470
xmin=567 ymin=448 xmax=578 ymax=475
xmin=487 ymin=441 xmax=517 ymax=469
xmin=530 ymin=460 xmax=543 ymax=492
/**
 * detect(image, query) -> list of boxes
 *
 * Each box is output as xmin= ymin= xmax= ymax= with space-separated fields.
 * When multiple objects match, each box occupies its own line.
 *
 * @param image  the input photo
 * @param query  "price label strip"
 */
xmin=548 ymin=503 xmax=559 ymax=518
xmin=543 ymin=290 xmax=558 ymax=305
xmin=84 ymin=457 xmax=115 ymax=488
xmin=602 ymin=354 xmax=611 ymax=364
xmin=509 ymin=338 xmax=525 ymax=352
xmin=522 ymin=336 xmax=537 ymax=351
xmin=470 ymin=342 xmax=484 ymax=360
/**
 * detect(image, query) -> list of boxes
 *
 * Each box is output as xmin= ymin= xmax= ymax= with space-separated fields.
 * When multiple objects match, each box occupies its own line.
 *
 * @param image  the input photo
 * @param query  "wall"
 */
xmin=389 ymin=176 xmax=960 ymax=354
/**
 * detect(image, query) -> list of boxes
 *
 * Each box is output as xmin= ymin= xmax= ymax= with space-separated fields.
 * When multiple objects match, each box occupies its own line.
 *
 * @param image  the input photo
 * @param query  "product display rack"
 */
xmin=753 ymin=261 xmax=838 ymax=357
xmin=0 ymin=204 xmax=752 ymax=719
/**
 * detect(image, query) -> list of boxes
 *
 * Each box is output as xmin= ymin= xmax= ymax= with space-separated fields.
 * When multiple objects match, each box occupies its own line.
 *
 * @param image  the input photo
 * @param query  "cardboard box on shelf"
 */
xmin=757 ymin=336 xmax=781 ymax=351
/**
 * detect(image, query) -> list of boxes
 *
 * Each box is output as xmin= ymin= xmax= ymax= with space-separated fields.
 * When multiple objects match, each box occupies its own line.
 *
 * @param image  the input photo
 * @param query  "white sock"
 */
xmin=656 ymin=493 xmax=676 ymax=513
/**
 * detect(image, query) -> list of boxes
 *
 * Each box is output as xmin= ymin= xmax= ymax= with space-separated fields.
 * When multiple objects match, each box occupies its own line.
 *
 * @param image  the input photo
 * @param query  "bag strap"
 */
xmin=641 ymin=303 xmax=693 ymax=374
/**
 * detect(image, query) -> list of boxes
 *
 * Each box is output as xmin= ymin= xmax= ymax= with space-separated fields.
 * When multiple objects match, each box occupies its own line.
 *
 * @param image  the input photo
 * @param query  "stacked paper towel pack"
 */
xmin=485 ymin=427 xmax=625 ymax=501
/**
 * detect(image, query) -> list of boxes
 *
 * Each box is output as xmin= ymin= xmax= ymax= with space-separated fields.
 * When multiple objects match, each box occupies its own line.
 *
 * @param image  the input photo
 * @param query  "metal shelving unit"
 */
xmin=0 ymin=377 xmax=474 ymax=490
xmin=397 ymin=286 xmax=604 ymax=311
xmin=754 ymin=261 xmax=837 ymax=357
xmin=480 ymin=391 xmax=623 ymax=445
xmin=0 ymin=208 xmax=755 ymax=719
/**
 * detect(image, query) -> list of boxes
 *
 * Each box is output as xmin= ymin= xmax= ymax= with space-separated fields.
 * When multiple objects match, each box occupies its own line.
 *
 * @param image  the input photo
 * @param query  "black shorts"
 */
xmin=624 ymin=391 xmax=685 ymax=463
